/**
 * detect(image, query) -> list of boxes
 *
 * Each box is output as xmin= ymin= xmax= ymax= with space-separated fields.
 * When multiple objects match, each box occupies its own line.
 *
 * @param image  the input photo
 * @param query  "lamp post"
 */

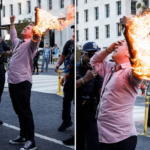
xmin=0 ymin=0 xmax=3 ymax=37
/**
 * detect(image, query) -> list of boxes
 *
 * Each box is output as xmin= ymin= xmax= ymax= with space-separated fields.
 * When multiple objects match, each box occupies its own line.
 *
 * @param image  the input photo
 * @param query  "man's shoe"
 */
xmin=58 ymin=121 xmax=72 ymax=131
xmin=9 ymin=136 xmax=27 ymax=145
xmin=63 ymin=136 xmax=74 ymax=145
xmin=41 ymin=71 xmax=43 ymax=72
xmin=20 ymin=140 xmax=37 ymax=150
xmin=0 ymin=120 xmax=3 ymax=125
xmin=36 ymin=72 xmax=39 ymax=75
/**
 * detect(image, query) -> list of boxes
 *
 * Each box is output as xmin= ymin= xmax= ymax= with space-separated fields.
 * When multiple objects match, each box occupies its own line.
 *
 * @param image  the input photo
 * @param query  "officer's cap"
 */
xmin=82 ymin=42 xmax=100 ymax=52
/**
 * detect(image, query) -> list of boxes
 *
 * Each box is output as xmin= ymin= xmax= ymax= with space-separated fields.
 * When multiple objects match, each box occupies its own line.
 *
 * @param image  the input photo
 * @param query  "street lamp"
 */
xmin=0 ymin=0 xmax=3 ymax=37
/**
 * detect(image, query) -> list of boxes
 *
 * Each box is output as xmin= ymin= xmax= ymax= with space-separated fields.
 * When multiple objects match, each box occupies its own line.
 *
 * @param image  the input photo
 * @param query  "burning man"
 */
xmin=90 ymin=17 xmax=142 ymax=150
xmin=8 ymin=14 xmax=41 ymax=150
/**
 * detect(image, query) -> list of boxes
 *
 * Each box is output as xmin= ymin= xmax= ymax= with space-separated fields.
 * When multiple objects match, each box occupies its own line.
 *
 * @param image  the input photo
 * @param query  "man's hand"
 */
xmin=4 ymin=50 xmax=12 ymax=56
xmin=61 ymin=73 xmax=69 ymax=86
xmin=10 ymin=15 xmax=15 ymax=24
xmin=120 ymin=16 xmax=129 ymax=35
xmin=54 ymin=64 xmax=60 ymax=72
xmin=83 ymin=70 xmax=97 ymax=83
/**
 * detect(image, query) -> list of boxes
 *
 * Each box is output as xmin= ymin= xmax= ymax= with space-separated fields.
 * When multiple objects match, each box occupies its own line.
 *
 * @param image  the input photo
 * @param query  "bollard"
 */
xmin=57 ymin=70 xmax=63 ymax=95
xmin=141 ymin=96 xmax=149 ymax=136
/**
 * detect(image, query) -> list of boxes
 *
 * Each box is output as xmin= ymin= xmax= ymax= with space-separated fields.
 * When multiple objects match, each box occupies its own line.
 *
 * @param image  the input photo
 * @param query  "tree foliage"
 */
xmin=76 ymin=45 xmax=82 ymax=62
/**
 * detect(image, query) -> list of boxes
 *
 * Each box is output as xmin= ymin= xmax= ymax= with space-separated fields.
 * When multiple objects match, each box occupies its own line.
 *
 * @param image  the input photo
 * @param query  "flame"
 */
xmin=33 ymin=4 xmax=74 ymax=37
xmin=127 ymin=11 xmax=150 ymax=80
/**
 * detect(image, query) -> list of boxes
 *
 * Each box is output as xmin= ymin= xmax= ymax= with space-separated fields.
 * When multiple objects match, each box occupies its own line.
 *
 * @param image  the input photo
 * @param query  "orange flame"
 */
xmin=127 ymin=11 xmax=150 ymax=80
xmin=33 ymin=4 xmax=74 ymax=37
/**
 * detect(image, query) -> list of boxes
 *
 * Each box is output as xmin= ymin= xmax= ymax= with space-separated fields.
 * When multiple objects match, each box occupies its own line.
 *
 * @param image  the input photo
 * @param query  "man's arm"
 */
xmin=76 ymin=70 xmax=97 ymax=89
xmin=54 ymin=54 xmax=66 ymax=72
xmin=10 ymin=15 xmax=20 ymax=46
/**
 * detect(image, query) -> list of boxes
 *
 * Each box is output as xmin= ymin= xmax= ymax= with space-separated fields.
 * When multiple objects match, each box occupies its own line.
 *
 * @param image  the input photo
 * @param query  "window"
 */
xmin=76 ymin=12 xmax=79 ymax=24
xmin=27 ymin=1 xmax=31 ymax=13
xmin=117 ymin=23 xmax=121 ymax=36
xmin=60 ymin=0 xmax=64 ymax=8
xmin=85 ymin=0 xmax=88 ymax=3
xmin=37 ymin=0 xmax=41 ymax=8
xmin=2 ymin=6 xmax=5 ymax=17
xmin=85 ymin=28 xmax=88 ymax=41
xmin=95 ymin=27 xmax=99 ymax=39
xmin=18 ymin=3 xmax=21 ymax=15
xmin=49 ymin=0 xmax=52 ymax=10
xmin=117 ymin=1 xmax=121 ymax=15
xmin=72 ymin=0 xmax=75 ymax=5
xmin=76 ymin=0 xmax=78 ymax=6
xmin=76 ymin=30 xmax=79 ymax=42
xmin=85 ymin=10 xmax=88 ymax=22
xmin=131 ymin=1 xmax=136 ymax=15
xmin=105 ymin=25 xmax=110 ymax=38
xmin=10 ymin=5 xmax=13 ymax=16
xmin=144 ymin=0 xmax=149 ymax=8
xmin=105 ymin=4 xmax=109 ymax=18
xmin=95 ymin=7 xmax=99 ymax=20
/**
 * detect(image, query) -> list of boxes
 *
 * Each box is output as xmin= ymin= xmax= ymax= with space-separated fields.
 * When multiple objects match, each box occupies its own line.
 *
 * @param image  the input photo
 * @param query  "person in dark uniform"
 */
xmin=76 ymin=42 xmax=103 ymax=150
xmin=54 ymin=26 xmax=74 ymax=132
xmin=33 ymin=50 xmax=40 ymax=75
xmin=0 ymin=37 xmax=12 ymax=124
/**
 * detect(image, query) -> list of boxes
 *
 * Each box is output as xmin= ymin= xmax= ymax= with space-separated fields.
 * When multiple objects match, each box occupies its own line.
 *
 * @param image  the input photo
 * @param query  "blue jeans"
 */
xmin=41 ymin=57 xmax=49 ymax=71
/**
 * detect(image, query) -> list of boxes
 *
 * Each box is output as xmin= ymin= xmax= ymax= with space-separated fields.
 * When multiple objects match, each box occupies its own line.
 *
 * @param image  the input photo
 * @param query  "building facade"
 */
xmin=76 ymin=0 xmax=149 ymax=59
xmin=1 ymin=0 xmax=75 ymax=52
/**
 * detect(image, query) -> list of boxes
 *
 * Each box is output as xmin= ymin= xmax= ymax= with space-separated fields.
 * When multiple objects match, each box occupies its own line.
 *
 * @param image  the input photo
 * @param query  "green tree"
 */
xmin=76 ymin=45 xmax=82 ymax=62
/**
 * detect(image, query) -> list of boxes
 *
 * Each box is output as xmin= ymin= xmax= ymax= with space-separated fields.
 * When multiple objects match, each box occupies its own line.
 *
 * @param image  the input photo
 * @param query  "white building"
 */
xmin=76 ymin=0 xmax=149 ymax=59
xmin=1 ymin=0 xmax=75 ymax=52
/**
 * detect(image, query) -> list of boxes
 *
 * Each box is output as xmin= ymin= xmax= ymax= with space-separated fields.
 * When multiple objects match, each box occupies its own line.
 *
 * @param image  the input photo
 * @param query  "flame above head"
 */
xmin=127 ymin=11 xmax=150 ymax=80
xmin=33 ymin=4 xmax=75 ymax=37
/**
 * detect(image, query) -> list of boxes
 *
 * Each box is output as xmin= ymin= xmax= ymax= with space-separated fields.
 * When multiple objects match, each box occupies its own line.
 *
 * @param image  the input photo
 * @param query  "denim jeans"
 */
xmin=41 ymin=57 xmax=49 ymax=71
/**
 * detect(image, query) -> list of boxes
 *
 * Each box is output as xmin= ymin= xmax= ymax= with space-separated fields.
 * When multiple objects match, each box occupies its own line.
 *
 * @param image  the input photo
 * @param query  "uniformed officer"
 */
xmin=54 ymin=26 xmax=75 ymax=132
xmin=0 ymin=37 xmax=12 ymax=124
xmin=76 ymin=42 xmax=103 ymax=150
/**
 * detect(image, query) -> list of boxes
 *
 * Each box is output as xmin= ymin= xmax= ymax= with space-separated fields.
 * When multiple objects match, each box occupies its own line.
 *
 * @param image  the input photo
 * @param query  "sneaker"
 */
xmin=0 ymin=120 xmax=3 ymax=125
xmin=58 ymin=121 xmax=72 ymax=132
xmin=63 ymin=136 xmax=74 ymax=145
xmin=20 ymin=140 xmax=37 ymax=150
xmin=36 ymin=72 xmax=39 ymax=75
xmin=9 ymin=136 xmax=27 ymax=145
xmin=41 ymin=71 xmax=43 ymax=72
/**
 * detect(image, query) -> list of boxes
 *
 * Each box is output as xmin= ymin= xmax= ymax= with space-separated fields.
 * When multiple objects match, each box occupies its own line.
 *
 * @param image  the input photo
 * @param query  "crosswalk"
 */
xmin=4 ymin=74 xmax=63 ymax=95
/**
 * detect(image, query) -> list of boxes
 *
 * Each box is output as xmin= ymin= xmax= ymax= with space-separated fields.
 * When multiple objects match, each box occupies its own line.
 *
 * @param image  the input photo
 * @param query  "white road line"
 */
xmin=3 ymin=123 xmax=74 ymax=149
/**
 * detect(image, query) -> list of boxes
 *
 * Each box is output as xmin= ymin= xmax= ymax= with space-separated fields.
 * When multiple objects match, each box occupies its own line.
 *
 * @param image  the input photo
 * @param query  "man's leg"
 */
xmin=85 ymin=120 xmax=100 ymax=150
xmin=117 ymin=136 xmax=137 ymax=150
xmin=99 ymin=143 xmax=117 ymax=150
xmin=58 ymin=78 xmax=73 ymax=131
xmin=0 ymin=67 xmax=5 ymax=124
xmin=9 ymin=83 xmax=28 ymax=143
xmin=13 ymin=81 xmax=35 ymax=141
xmin=46 ymin=58 xmax=49 ymax=72
xmin=76 ymin=123 xmax=85 ymax=150
xmin=41 ymin=57 xmax=45 ymax=72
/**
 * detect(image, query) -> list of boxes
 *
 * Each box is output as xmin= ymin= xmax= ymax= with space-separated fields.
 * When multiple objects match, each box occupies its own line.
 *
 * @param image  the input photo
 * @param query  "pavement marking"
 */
xmin=3 ymin=123 xmax=74 ymax=149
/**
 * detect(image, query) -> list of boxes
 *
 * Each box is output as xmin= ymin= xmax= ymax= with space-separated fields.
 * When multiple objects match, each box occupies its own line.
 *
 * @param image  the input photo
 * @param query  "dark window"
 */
xmin=117 ymin=23 xmax=121 ymax=36
xmin=105 ymin=4 xmax=109 ymax=18
xmin=38 ymin=0 xmax=41 ymax=8
xmin=144 ymin=0 xmax=149 ymax=8
xmin=85 ymin=0 xmax=87 ymax=3
xmin=105 ymin=25 xmax=110 ymax=38
xmin=117 ymin=1 xmax=121 ymax=15
xmin=95 ymin=7 xmax=99 ymax=20
xmin=131 ymin=1 xmax=136 ymax=15
xmin=18 ymin=3 xmax=21 ymax=15
xmin=10 ymin=5 xmax=13 ymax=16
xmin=76 ymin=30 xmax=79 ymax=42
xmin=2 ymin=6 xmax=5 ymax=17
xmin=76 ymin=12 xmax=79 ymax=24
xmin=85 ymin=28 xmax=88 ymax=40
xmin=49 ymin=0 xmax=52 ymax=10
xmin=27 ymin=1 xmax=31 ymax=13
xmin=85 ymin=10 xmax=88 ymax=22
xmin=95 ymin=27 xmax=99 ymax=39
xmin=60 ymin=0 xmax=64 ymax=8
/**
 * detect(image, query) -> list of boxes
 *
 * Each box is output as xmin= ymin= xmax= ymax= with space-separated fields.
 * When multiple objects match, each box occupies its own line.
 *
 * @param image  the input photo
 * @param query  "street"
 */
xmin=0 ymin=68 xmax=150 ymax=149
xmin=0 ymin=68 xmax=74 ymax=150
